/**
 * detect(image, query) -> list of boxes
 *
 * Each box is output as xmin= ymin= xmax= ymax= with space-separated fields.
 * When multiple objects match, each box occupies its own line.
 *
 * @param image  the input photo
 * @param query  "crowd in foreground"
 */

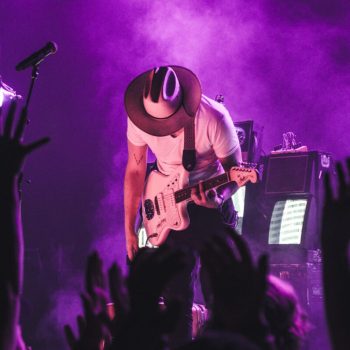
xmin=0 ymin=103 xmax=349 ymax=349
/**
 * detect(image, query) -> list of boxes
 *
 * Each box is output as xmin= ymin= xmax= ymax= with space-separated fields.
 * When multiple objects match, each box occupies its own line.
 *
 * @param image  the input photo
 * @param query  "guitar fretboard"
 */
xmin=174 ymin=172 xmax=229 ymax=204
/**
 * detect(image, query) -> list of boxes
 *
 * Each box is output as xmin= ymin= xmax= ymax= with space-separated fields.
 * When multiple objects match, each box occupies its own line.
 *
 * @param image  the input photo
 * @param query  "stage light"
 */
xmin=232 ymin=186 xmax=246 ymax=234
xmin=0 ymin=77 xmax=21 ymax=107
xmin=138 ymin=224 xmax=150 ymax=248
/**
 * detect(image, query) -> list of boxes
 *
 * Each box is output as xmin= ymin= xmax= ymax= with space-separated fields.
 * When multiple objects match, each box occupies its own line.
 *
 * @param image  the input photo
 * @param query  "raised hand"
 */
xmin=0 ymin=102 xmax=49 ymax=350
xmin=112 ymin=246 xmax=185 ymax=350
xmin=0 ymin=101 xmax=48 ymax=294
xmin=322 ymin=160 xmax=350 ymax=350
xmin=0 ymin=102 xmax=49 ymax=179
xmin=0 ymin=283 xmax=20 ymax=350
xmin=200 ymin=227 xmax=272 ymax=349
xmin=64 ymin=247 xmax=186 ymax=350
xmin=64 ymin=253 xmax=112 ymax=350
xmin=322 ymin=160 xmax=350 ymax=255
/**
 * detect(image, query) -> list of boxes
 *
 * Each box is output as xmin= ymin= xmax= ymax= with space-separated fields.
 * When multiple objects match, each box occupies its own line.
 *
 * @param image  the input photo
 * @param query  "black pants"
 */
xmin=162 ymin=200 xmax=237 ymax=349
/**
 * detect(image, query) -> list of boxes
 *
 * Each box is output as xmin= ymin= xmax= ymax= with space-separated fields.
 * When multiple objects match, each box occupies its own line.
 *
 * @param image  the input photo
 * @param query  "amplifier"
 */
xmin=270 ymin=252 xmax=328 ymax=350
xmin=262 ymin=151 xmax=332 ymax=195
xmin=270 ymin=260 xmax=323 ymax=308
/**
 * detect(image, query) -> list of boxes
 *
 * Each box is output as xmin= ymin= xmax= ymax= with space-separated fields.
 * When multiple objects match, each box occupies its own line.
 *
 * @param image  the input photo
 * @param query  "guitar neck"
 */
xmin=174 ymin=172 xmax=230 ymax=204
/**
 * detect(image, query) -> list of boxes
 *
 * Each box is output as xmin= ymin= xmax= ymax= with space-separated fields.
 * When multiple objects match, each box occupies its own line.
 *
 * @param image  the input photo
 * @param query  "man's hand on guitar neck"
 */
xmin=190 ymin=151 xmax=242 ymax=209
xmin=191 ymin=181 xmax=224 ymax=209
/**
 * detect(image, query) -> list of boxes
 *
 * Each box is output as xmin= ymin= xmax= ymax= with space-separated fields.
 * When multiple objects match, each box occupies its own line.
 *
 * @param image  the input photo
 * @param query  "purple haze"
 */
xmin=1 ymin=0 xmax=349 ymax=348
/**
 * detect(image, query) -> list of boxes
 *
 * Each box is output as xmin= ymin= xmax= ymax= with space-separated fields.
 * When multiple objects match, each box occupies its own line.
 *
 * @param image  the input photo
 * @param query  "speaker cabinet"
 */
xmin=242 ymin=151 xmax=332 ymax=254
xmin=263 ymin=152 xmax=331 ymax=195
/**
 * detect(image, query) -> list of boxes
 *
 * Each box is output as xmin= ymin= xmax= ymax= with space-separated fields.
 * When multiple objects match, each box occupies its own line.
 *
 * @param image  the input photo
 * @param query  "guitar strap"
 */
xmin=182 ymin=117 xmax=196 ymax=171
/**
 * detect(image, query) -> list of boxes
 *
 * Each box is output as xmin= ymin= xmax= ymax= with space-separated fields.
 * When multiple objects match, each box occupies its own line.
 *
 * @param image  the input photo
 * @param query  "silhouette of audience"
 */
xmin=321 ymin=161 xmax=350 ymax=350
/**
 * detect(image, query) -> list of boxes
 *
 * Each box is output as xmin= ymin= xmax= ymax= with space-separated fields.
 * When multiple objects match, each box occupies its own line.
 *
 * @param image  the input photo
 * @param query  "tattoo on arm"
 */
xmin=133 ymin=153 xmax=144 ymax=166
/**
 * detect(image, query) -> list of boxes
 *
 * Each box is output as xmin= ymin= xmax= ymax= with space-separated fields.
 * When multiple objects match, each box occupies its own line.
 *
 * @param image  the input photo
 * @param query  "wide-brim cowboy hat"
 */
xmin=124 ymin=65 xmax=202 ymax=137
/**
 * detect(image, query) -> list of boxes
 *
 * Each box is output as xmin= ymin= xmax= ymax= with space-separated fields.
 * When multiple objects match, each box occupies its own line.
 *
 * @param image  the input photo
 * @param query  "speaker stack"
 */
xmin=241 ymin=151 xmax=333 ymax=349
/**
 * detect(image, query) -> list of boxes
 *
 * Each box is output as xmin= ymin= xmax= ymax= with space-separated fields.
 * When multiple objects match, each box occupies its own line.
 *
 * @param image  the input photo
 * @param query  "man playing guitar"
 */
xmin=124 ymin=66 xmax=242 ymax=348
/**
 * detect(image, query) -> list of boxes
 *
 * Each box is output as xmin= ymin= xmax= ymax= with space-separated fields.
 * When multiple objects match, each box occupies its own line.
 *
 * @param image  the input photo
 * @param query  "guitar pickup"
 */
xmin=154 ymin=196 xmax=160 ymax=216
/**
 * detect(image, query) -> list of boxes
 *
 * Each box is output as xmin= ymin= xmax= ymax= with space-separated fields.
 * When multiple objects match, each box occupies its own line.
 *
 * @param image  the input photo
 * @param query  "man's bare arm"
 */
xmin=124 ymin=140 xmax=147 ymax=260
xmin=217 ymin=147 xmax=243 ymax=201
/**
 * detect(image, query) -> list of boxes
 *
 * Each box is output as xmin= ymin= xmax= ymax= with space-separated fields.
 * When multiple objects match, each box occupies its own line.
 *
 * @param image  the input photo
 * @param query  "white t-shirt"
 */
xmin=127 ymin=95 xmax=240 ymax=185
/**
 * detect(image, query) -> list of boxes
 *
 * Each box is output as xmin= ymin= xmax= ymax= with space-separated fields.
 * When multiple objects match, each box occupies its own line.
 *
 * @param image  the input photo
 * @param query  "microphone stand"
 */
xmin=18 ymin=64 xmax=40 ymax=196
xmin=24 ymin=64 xmax=39 ymax=111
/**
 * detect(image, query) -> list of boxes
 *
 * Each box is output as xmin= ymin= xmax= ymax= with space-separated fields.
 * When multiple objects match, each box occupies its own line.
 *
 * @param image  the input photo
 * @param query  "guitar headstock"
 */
xmin=229 ymin=166 xmax=258 ymax=187
xmin=239 ymin=161 xmax=258 ymax=168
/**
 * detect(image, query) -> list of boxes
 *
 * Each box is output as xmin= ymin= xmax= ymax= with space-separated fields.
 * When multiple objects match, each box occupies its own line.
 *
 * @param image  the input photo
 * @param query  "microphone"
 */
xmin=15 ymin=42 xmax=58 ymax=71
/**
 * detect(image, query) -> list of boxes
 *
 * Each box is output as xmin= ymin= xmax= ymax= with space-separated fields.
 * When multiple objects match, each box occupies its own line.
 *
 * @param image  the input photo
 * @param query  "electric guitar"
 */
xmin=142 ymin=165 xmax=258 ymax=246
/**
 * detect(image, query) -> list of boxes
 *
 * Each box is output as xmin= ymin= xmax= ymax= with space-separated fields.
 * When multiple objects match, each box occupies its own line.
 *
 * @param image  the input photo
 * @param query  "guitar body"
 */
xmin=142 ymin=165 xmax=258 ymax=246
xmin=142 ymin=169 xmax=190 ymax=246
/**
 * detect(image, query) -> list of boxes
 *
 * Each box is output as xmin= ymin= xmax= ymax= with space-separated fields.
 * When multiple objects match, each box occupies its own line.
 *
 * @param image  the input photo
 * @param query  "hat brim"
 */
xmin=124 ymin=66 xmax=202 ymax=137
